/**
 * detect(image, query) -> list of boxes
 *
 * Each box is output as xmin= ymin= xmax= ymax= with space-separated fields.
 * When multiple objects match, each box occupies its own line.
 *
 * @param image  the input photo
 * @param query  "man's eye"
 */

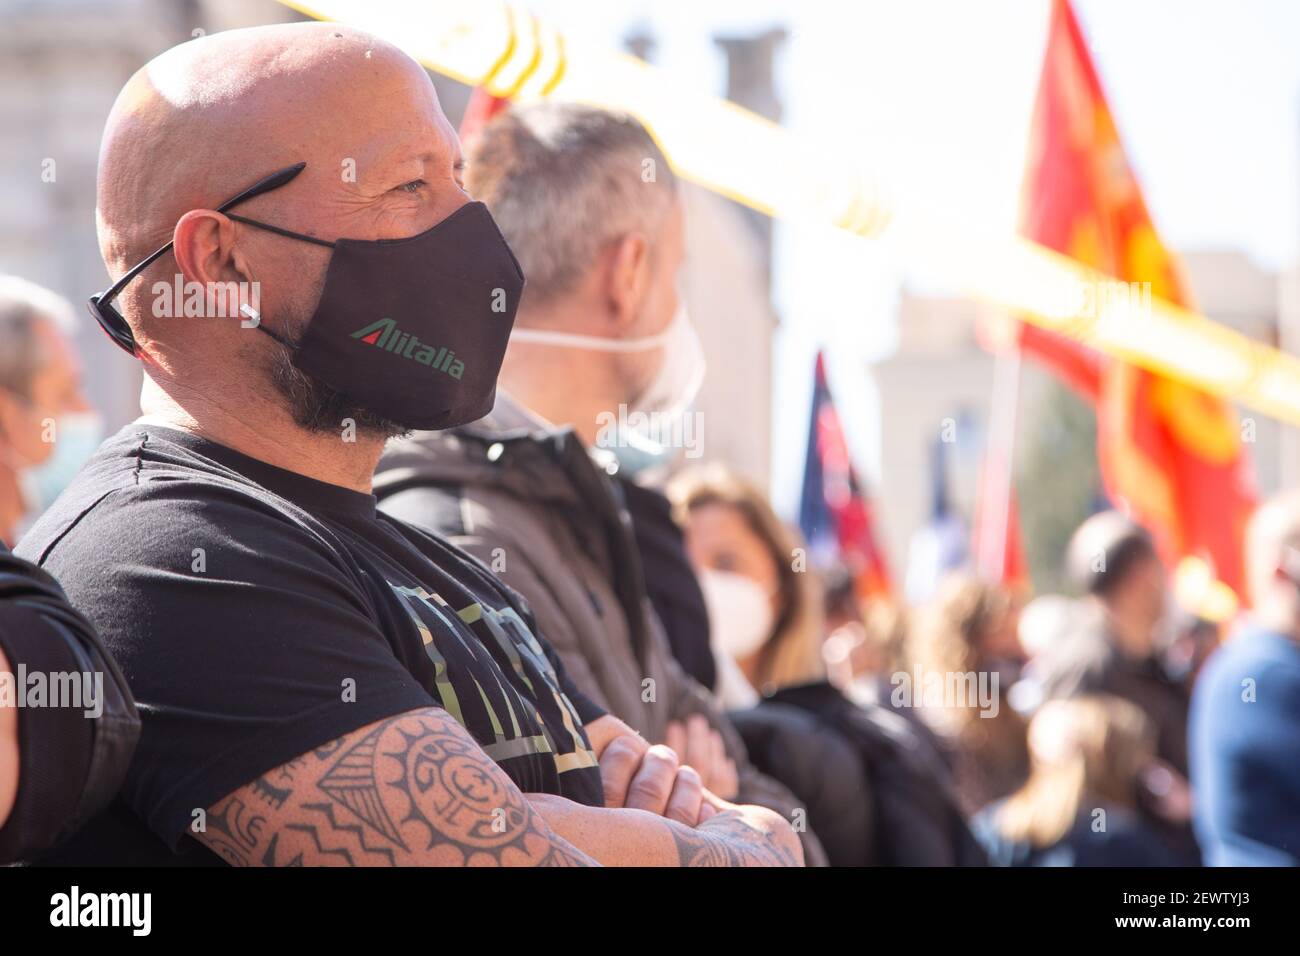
xmin=397 ymin=179 xmax=427 ymax=194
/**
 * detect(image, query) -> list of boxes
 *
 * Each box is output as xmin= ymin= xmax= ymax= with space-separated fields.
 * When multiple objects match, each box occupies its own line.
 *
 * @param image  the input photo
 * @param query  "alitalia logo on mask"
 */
xmin=350 ymin=318 xmax=464 ymax=380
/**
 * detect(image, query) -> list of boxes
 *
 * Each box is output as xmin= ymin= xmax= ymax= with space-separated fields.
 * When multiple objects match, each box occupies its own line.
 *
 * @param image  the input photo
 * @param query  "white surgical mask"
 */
xmin=5 ymin=411 xmax=102 ymax=515
xmin=512 ymin=305 xmax=706 ymax=477
xmin=698 ymin=568 xmax=775 ymax=660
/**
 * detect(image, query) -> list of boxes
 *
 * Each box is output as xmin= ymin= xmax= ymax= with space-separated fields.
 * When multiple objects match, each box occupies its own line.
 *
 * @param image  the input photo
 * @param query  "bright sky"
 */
xmin=526 ymin=0 xmax=1300 ymax=510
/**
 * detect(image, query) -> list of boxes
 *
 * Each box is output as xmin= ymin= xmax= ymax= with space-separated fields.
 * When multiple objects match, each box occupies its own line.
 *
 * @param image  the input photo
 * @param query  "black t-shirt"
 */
xmin=15 ymin=425 xmax=605 ymax=865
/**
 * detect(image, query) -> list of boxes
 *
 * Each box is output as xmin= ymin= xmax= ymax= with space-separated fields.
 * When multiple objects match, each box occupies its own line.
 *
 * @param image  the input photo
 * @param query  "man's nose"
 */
xmin=425 ymin=192 xmax=472 ymax=233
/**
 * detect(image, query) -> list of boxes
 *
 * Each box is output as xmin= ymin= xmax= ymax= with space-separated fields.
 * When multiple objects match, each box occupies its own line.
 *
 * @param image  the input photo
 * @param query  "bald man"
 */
xmin=1190 ymin=491 xmax=1300 ymax=865
xmin=16 ymin=23 xmax=799 ymax=867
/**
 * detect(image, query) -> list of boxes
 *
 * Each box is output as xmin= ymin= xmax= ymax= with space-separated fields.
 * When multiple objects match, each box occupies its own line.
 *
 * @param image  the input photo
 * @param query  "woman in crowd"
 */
xmin=668 ymin=465 xmax=826 ymax=705
xmin=669 ymin=465 xmax=986 ymax=865
xmin=972 ymin=695 xmax=1177 ymax=866
xmin=905 ymin=575 xmax=1031 ymax=815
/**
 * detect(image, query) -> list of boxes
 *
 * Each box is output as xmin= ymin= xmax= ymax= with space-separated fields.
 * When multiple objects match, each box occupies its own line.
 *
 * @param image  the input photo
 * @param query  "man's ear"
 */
xmin=171 ymin=210 xmax=254 ymax=317
xmin=603 ymin=232 xmax=651 ymax=334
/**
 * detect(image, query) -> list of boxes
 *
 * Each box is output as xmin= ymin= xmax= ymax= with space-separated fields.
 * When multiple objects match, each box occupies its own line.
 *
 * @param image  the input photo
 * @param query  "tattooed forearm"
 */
xmin=199 ymin=793 xmax=266 ymax=866
xmin=538 ymin=842 xmax=593 ymax=867
xmin=196 ymin=708 xmax=597 ymax=867
xmin=670 ymin=810 xmax=801 ymax=867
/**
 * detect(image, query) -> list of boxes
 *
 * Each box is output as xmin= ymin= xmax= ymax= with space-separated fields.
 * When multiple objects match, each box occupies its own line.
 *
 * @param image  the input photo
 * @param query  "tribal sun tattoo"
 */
xmin=196 ymin=710 xmax=594 ymax=867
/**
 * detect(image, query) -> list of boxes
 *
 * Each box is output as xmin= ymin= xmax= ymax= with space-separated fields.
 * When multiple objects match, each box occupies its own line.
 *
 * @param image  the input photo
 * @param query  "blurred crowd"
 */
xmin=1 ymin=22 xmax=1298 ymax=868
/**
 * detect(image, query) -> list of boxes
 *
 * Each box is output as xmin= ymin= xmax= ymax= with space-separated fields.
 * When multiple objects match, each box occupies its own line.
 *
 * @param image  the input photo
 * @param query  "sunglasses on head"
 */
xmin=88 ymin=162 xmax=308 ymax=355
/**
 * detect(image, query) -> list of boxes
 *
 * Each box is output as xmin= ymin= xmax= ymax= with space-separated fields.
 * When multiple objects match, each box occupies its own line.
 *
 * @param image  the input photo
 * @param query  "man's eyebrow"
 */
xmin=379 ymin=148 xmax=462 ymax=182
xmin=372 ymin=155 xmax=430 ymax=186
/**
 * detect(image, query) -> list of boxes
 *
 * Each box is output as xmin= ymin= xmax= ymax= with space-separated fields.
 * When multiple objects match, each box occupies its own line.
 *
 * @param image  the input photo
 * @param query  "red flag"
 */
xmin=1014 ymin=0 xmax=1255 ymax=597
xmin=458 ymin=87 xmax=511 ymax=147
xmin=973 ymin=483 xmax=1027 ymax=590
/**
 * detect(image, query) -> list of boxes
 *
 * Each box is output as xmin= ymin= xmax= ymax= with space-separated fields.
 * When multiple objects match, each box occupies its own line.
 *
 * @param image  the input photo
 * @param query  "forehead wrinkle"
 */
xmin=342 ymin=106 xmax=459 ymax=190
xmin=97 ymin=25 xmax=427 ymax=268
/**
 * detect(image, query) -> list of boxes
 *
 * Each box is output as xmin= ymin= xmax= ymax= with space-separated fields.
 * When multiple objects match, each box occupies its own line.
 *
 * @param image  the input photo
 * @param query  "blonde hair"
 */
xmin=906 ymin=574 xmax=1014 ymax=731
xmin=863 ymin=599 xmax=909 ymax=675
xmin=669 ymin=465 xmax=825 ymax=690
xmin=997 ymin=695 xmax=1154 ymax=849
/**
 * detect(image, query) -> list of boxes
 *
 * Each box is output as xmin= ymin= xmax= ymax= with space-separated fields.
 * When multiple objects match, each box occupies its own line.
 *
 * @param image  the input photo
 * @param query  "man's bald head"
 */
xmin=96 ymin=22 xmax=470 ymax=435
xmin=99 ymin=23 xmax=437 ymax=273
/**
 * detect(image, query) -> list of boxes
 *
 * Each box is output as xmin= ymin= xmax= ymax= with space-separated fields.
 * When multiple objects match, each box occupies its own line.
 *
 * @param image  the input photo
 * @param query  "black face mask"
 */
xmin=89 ymin=162 xmax=525 ymax=431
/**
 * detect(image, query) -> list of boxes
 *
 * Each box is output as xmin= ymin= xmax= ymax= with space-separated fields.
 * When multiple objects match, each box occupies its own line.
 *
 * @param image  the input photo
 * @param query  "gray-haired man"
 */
xmin=376 ymin=102 xmax=831 ymax=864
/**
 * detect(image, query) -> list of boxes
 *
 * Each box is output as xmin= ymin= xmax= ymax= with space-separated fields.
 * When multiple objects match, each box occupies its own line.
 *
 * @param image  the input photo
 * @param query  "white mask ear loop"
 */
xmin=509 ymin=324 xmax=674 ymax=352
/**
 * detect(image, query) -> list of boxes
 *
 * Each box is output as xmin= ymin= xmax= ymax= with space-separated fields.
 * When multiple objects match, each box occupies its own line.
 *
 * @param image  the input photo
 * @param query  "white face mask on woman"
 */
xmin=697 ymin=568 xmax=775 ymax=660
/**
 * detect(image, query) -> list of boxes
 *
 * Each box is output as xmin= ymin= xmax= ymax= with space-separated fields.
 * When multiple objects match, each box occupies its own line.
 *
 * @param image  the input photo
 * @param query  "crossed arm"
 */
xmin=194 ymin=707 xmax=802 ymax=867
xmin=0 ymin=647 xmax=15 ymax=830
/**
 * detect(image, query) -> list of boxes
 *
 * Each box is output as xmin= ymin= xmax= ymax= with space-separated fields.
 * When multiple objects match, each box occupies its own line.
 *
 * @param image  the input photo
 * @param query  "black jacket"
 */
xmin=728 ymin=701 xmax=876 ymax=865
xmin=619 ymin=479 xmax=717 ymax=693
xmin=766 ymin=682 xmax=988 ymax=866
xmin=0 ymin=546 xmax=139 ymax=863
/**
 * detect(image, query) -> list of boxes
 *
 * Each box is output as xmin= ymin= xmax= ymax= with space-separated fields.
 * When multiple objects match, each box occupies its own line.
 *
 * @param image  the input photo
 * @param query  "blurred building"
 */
xmin=677 ymin=183 xmax=777 ymax=489
xmin=624 ymin=26 xmax=779 ymax=490
xmin=870 ymin=249 xmax=1293 ymax=581
xmin=1180 ymin=249 xmax=1284 ymax=496
xmin=674 ymin=29 xmax=782 ymax=490
xmin=870 ymin=292 xmax=1003 ymax=579
xmin=0 ymin=0 xmax=299 ymax=431
xmin=2 ymin=0 xmax=171 ymax=429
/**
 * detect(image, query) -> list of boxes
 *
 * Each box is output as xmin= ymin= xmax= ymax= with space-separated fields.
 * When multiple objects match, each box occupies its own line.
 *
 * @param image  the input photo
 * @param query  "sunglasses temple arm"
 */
xmin=216 ymin=162 xmax=306 ymax=213
xmin=98 ymin=238 xmax=176 ymax=304
xmin=97 ymin=162 xmax=307 ymax=307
